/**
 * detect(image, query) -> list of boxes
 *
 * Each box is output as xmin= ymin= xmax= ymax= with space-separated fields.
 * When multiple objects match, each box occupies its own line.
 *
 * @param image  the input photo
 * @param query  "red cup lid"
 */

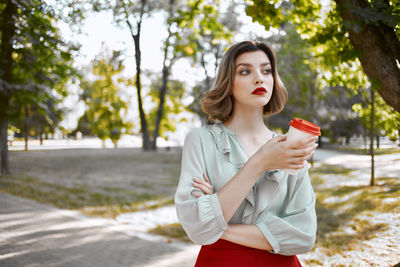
xmin=289 ymin=118 xmax=321 ymax=136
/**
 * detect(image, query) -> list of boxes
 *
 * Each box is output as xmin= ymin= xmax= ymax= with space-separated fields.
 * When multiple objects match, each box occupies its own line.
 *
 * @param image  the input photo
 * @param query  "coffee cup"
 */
xmin=283 ymin=118 xmax=321 ymax=175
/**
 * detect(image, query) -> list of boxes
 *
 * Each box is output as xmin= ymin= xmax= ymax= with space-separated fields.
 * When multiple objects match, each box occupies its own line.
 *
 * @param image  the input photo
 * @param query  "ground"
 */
xmin=1 ymin=138 xmax=400 ymax=266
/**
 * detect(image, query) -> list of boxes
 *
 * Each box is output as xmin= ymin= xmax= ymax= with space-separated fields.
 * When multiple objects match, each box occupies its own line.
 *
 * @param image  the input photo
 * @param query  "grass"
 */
xmin=0 ymin=147 xmax=181 ymax=218
xmin=310 ymin=164 xmax=354 ymax=175
xmin=309 ymin=164 xmax=400 ymax=257
xmin=148 ymin=223 xmax=192 ymax=243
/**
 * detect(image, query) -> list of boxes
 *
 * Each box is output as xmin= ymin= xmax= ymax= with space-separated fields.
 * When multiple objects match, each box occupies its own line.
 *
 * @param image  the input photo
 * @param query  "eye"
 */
xmin=263 ymin=68 xmax=272 ymax=74
xmin=239 ymin=69 xmax=250 ymax=75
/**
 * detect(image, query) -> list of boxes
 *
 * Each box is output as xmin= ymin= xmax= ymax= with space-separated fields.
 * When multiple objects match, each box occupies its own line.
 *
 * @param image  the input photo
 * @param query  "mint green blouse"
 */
xmin=174 ymin=122 xmax=317 ymax=256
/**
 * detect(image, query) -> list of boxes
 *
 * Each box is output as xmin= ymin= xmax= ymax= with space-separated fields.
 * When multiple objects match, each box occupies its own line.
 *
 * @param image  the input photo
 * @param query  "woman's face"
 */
xmin=232 ymin=50 xmax=274 ymax=111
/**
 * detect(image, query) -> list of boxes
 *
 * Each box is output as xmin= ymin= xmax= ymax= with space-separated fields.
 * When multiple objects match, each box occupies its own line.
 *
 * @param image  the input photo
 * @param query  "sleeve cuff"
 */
xmin=256 ymin=221 xmax=280 ymax=253
xmin=210 ymin=193 xmax=228 ymax=231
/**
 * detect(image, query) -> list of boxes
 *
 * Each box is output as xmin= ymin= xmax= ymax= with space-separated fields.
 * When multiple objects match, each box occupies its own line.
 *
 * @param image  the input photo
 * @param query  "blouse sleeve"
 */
xmin=174 ymin=129 xmax=228 ymax=245
xmin=256 ymin=167 xmax=317 ymax=255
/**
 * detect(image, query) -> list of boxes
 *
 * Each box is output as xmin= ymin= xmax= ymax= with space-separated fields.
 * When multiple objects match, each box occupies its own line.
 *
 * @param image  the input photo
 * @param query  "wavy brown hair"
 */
xmin=201 ymin=41 xmax=287 ymax=122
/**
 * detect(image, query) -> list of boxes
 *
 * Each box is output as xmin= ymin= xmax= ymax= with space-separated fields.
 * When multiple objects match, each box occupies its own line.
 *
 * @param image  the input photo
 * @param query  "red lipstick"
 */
xmin=251 ymin=87 xmax=267 ymax=95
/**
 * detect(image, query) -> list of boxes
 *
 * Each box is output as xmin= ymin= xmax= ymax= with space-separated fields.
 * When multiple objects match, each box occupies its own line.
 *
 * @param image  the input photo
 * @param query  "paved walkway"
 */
xmin=0 ymin=193 xmax=200 ymax=267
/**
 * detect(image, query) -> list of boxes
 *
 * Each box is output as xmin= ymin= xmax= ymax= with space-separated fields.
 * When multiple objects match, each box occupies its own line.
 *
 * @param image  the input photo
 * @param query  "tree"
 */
xmin=246 ymin=0 xmax=400 ymax=112
xmin=105 ymin=0 xmax=226 ymax=149
xmin=0 ymin=0 xmax=17 ymax=174
xmin=10 ymin=98 xmax=64 ymax=150
xmin=0 ymin=0 xmax=77 ymax=174
xmin=182 ymin=1 xmax=244 ymax=125
xmin=150 ymin=0 xmax=194 ymax=149
xmin=80 ymin=50 xmax=133 ymax=148
xmin=100 ymin=0 xmax=161 ymax=150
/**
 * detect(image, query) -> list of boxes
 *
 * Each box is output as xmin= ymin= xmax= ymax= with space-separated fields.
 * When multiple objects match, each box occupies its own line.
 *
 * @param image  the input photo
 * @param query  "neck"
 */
xmin=224 ymin=105 xmax=269 ymax=136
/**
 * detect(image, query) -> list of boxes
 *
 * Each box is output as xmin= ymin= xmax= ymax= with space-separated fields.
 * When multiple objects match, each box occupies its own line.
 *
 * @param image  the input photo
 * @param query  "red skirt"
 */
xmin=194 ymin=239 xmax=301 ymax=267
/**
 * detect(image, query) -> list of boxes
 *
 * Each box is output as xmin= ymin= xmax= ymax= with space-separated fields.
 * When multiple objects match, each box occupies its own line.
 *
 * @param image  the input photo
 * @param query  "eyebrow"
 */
xmin=236 ymin=62 xmax=271 ymax=68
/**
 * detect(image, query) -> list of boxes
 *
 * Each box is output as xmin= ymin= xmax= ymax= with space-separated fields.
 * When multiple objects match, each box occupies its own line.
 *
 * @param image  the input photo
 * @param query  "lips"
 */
xmin=251 ymin=87 xmax=267 ymax=95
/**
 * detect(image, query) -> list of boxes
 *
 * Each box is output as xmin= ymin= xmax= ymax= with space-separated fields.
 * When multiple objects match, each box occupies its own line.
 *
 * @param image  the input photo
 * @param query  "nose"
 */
xmin=255 ymin=71 xmax=263 ymax=85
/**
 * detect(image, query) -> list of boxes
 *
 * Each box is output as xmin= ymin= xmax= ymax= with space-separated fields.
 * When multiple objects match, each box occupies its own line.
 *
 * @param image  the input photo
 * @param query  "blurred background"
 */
xmin=0 ymin=0 xmax=399 ymax=266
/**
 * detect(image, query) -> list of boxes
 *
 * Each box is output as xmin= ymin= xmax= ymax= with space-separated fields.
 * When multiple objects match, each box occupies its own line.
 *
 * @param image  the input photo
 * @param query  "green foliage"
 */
xmin=10 ymin=99 xmax=64 ymax=140
xmin=247 ymin=0 xmax=399 ymax=139
xmin=353 ymin=91 xmax=400 ymax=142
xmin=80 ymin=50 xmax=133 ymax=147
xmin=181 ymin=1 xmax=241 ymax=124
xmin=1 ymin=0 xmax=77 ymax=139
xmin=147 ymin=77 xmax=187 ymax=139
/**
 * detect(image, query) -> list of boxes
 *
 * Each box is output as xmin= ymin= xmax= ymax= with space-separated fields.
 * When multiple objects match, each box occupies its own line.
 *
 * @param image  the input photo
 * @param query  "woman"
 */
xmin=174 ymin=41 xmax=318 ymax=267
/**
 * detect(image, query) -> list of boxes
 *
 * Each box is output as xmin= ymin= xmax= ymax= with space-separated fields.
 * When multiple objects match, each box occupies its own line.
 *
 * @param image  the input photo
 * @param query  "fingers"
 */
xmin=291 ymin=143 xmax=318 ymax=158
xmin=286 ymin=136 xmax=318 ymax=149
xmin=288 ymin=161 xmax=308 ymax=170
xmin=192 ymin=191 xmax=203 ymax=198
xmin=203 ymin=173 xmax=211 ymax=184
xmin=193 ymin=177 xmax=213 ymax=195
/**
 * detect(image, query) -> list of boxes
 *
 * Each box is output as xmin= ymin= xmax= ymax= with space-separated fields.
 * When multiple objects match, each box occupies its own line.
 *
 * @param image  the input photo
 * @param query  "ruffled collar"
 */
xmin=207 ymin=122 xmax=280 ymax=174
xmin=207 ymin=122 xmax=248 ymax=169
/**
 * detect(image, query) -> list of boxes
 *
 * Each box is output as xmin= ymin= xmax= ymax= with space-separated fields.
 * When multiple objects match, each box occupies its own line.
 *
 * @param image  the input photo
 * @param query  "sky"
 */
xmin=58 ymin=4 xmax=273 ymax=145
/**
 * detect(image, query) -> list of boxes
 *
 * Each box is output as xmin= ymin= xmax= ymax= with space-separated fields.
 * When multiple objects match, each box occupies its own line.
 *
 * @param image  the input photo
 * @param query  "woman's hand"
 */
xmin=252 ymin=135 xmax=318 ymax=172
xmin=192 ymin=173 xmax=214 ymax=198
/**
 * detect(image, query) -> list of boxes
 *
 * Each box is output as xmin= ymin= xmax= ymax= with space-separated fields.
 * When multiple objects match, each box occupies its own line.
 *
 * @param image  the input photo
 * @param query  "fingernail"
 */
xmin=193 ymin=178 xmax=199 ymax=181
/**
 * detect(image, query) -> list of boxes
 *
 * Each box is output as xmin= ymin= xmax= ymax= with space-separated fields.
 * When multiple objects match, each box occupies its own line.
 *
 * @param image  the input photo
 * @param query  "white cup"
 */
xmin=282 ymin=118 xmax=321 ymax=175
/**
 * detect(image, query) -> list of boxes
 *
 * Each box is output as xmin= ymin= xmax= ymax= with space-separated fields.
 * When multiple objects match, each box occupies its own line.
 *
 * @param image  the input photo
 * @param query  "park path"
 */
xmin=0 ymin=192 xmax=199 ymax=267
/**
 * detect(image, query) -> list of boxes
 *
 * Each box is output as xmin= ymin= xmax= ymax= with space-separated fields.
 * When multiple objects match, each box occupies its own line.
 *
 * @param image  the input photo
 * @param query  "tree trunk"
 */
xmin=363 ymin=127 xmax=368 ymax=153
xmin=40 ymin=132 xmax=43 ymax=145
xmin=369 ymin=88 xmax=375 ymax=186
xmin=23 ymin=105 xmax=29 ymax=151
xmin=0 ymin=0 xmax=17 ymax=175
xmin=335 ymin=0 xmax=400 ymax=112
xmin=309 ymin=79 xmax=315 ymax=166
xmin=0 ymin=96 xmax=10 ymax=174
xmin=24 ymin=134 xmax=28 ymax=151
xmin=376 ymin=135 xmax=379 ymax=149
xmin=133 ymin=33 xmax=151 ymax=150
xmin=125 ymin=0 xmax=151 ymax=151
xmin=151 ymin=0 xmax=176 ymax=150
xmin=151 ymin=66 xmax=169 ymax=151
xmin=345 ymin=135 xmax=350 ymax=145
xmin=398 ymin=128 xmax=400 ymax=147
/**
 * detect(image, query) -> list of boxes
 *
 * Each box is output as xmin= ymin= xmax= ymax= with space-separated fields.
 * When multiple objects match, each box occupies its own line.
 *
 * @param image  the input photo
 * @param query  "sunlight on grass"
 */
xmin=0 ymin=174 xmax=174 ymax=218
xmin=148 ymin=223 xmax=192 ymax=243
xmin=311 ymin=164 xmax=354 ymax=175
xmin=310 ymin=173 xmax=399 ymax=256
